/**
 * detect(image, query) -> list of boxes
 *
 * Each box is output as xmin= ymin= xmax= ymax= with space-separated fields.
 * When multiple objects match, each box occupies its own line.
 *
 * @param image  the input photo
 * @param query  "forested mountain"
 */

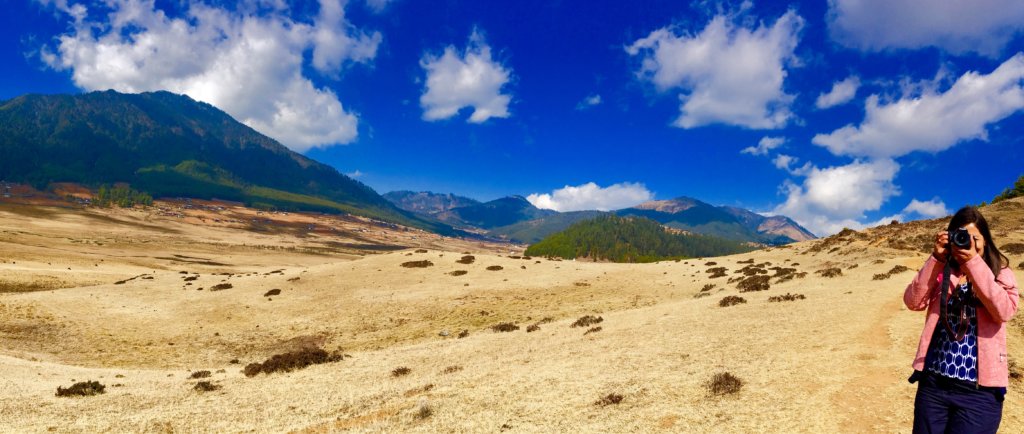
xmin=439 ymin=195 xmax=557 ymax=229
xmin=383 ymin=191 xmax=480 ymax=216
xmin=0 ymin=90 xmax=451 ymax=233
xmin=524 ymin=215 xmax=756 ymax=262
xmin=618 ymin=197 xmax=815 ymax=243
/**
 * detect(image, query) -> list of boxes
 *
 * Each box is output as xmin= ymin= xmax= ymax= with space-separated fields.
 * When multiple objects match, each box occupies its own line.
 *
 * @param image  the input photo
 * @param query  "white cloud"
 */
xmin=39 ymin=0 xmax=379 ymax=152
xmin=364 ymin=0 xmax=394 ymax=13
xmin=813 ymin=54 xmax=1024 ymax=159
xmin=419 ymin=30 xmax=512 ymax=123
xmin=741 ymin=136 xmax=785 ymax=156
xmin=626 ymin=10 xmax=803 ymax=129
xmin=576 ymin=94 xmax=602 ymax=110
xmin=773 ymin=159 xmax=901 ymax=236
xmin=815 ymin=76 xmax=860 ymax=109
xmin=527 ymin=182 xmax=653 ymax=212
xmin=827 ymin=0 xmax=1024 ymax=57
xmin=347 ymin=170 xmax=364 ymax=178
xmin=902 ymin=198 xmax=949 ymax=219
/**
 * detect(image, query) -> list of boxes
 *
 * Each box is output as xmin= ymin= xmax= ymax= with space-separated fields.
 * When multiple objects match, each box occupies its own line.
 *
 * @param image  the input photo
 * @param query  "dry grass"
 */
xmin=707 ymin=372 xmax=743 ymax=396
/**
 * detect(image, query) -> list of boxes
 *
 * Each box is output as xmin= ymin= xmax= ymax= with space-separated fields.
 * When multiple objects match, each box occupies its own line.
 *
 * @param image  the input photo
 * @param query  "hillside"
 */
xmin=0 ymin=90 xmax=450 ymax=233
xmin=488 ymin=210 xmax=606 ymax=243
xmin=383 ymin=191 xmax=480 ymax=216
xmin=1 ymin=197 xmax=1023 ymax=432
xmin=441 ymin=195 xmax=557 ymax=229
xmin=525 ymin=214 xmax=756 ymax=262
xmin=619 ymin=197 xmax=816 ymax=244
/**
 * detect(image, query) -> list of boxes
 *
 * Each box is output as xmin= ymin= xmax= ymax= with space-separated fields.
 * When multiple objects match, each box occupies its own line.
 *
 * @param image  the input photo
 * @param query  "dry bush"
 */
xmin=1002 ymin=243 xmax=1024 ymax=255
xmin=210 ymin=283 xmax=233 ymax=291
xmin=392 ymin=367 xmax=411 ymax=377
xmin=449 ymin=270 xmax=468 ymax=276
xmin=1010 ymin=359 xmax=1022 ymax=382
xmin=719 ymin=296 xmax=747 ymax=307
xmin=491 ymin=322 xmax=519 ymax=332
xmin=737 ymin=275 xmax=770 ymax=292
xmin=416 ymin=398 xmax=433 ymax=419
xmin=456 ymin=255 xmax=476 ymax=264
xmin=706 ymin=372 xmax=743 ymax=396
xmin=701 ymin=283 xmax=716 ymax=292
xmin=401 ymin=260 xmax=434 ymax=268
xmin=737 ymin=264 xmax=768 ymax=276
xmin=526 ymin=324 xmax=540 ymax=333
xmin=1019 ymin=262 xmax=1024 ymax=270
xmin=768 ymin=293 xmax=806 ymax=302
xmin=193 ymin=381 xmax=220 ymax=392
xmin=415 ymin=249 xmax=428 ymax=253
xmin=183 ymin=275 xmax=198 ymax=281
xmin=817 ymin=268 xmax=842 ymax=278
xmin=706 ymin=267 xmax=727 ymax=278
xmin=848 ymin=263 xmax=859 ymax=269
xmin=595 ymin=393 xmax=624 ymax=406
xmin=442 ymin=365 xmax=463 ymax=374
xmin=583 ymin=326 xmax=603 ymax=335
xmin=508 ymin=255 xmax=522 ymax=259
xmin=243 ymin=347 xmax=343 ymax=377
xmin=571 ymin=315 xmax=603 ymax=328
xmin=457 ymin=329 xmax=469 ymax=338
xmin=189 ymin=370 xmax=212 ymax=379
xmin=737 ymin=259 xmax=754 ymax=264
xmin=264 ymin=288 xmax=281 ymax=297
xmin=704 ymin=261 xmax=717 ymax=266
xmin=486 ymin=265 xmax=504 ymax=271
xmin=693 ymin=292 xmax=711 ymax=299
xmin=56 ymin=381 xmax=105 ymax=397
xmin=574 ymin=281 xmax=591 ymax=287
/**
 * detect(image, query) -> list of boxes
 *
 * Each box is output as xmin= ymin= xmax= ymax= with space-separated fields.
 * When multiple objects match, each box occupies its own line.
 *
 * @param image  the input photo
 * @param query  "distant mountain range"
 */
xmin=385 ymin=192 xmax=816 ymax=245
xmin=0 ymin=90 xmax=451 ymax=234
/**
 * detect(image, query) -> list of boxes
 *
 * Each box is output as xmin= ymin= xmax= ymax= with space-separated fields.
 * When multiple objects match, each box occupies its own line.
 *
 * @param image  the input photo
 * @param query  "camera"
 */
xmin=949 ymin=227 xmax=972 ymax=250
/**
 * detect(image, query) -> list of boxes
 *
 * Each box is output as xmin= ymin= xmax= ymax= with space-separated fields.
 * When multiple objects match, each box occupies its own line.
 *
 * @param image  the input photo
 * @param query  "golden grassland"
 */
xmin=1 ymin=198 xmax=1024 ymax=432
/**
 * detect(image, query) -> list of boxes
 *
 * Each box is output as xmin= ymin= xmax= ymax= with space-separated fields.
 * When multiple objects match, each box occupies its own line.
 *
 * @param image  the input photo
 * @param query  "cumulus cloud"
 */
xmin=39 ymin=0 xmax=380 ymax=152
xmin=812 ymin=53 xmax=1024 ymax=159
xmin=773 ymin=159 xmax=901 ymax=236
xmin=364 ymin=0 xmax=394 ymax=13
xmin=815 ymin=76 xmax=859 ymax=109
xmin=828 ymin=0 xmax=1024 ymax=57
xmin=527 ymin=182 xmax=653 ymax=212
xmin=626 ymin=10 xmax=803 ymax=129
xmin=741 ymin=136 xmax=785 ymax=156
xmin=902 ymin=198 xmax=950 ymax=219
xmin=419 ymin=30 xmax=512 ymax=123
xmin=576 ymin=94 xmax=602 ymax=110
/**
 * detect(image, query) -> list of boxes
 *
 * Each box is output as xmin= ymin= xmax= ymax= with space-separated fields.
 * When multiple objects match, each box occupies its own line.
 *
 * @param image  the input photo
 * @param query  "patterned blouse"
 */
xmin=927 ymin=280 xmax=978 ymax=383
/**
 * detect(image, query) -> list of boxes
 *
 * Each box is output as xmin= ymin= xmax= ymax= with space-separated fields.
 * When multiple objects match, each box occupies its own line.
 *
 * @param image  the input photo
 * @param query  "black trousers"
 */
xmin=912 ymin=371 xmax=1003 ymax=434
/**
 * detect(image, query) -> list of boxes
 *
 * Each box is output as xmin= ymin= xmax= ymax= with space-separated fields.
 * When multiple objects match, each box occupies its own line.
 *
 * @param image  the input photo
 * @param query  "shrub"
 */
xmin=526 ymin=324 xmax=540 ymax=333
xmin=486 ymin=265 xmax=503 ymax=271
xmin=491 ymin=322 xmax=519 ymax=332
xmin=56 ymin=381 xmax=105 ymax=397
xmin=595 ymin=393 xmax=624 ymax=406
xmin=706 ymin=372 xmax=743 ymax=395
xmin=456 ymin=255 xmax=476 ymax=264
xmin=449 ymin=270 xmax=468 ymax=276
xmin=583 ymin=326 xmax=602 ymax=335
xmin=706 ymin=267 xmax=727 ymax=278
xmin=415 ymin=249 xmax=428 ymax=253
xmin=442 ymin=365 xmax=463 ymax=374
xmin=457 ymin=329 xmax=469 ymax=338
xmin=817 ymin=268 xmax=842 ymax=278
xmin=243 ymin=347 xmax=343 ymax=377
xmin=571 ymin=315 xmax=603 ymax=328
xmin=416 ymin=398 xmax=433 ymax=419
xmin=210 ymin=283 xmax=233 ymax=291
xmin=700 ymin=284 xmax=715 ymax=292
xmin=401 ymin=260 xmax=433 ymax=268
xmin=737 ymin=275 xmax=770 ymax=292
xmin=189 ymin=370 xmax=212 ymax=379
xmin=768 ymin=293 xmax=806 ymax=302
xmin=183 ymin=275 xmax=198 ymax=281
xmin=194 ymin=381 xmax=221 ymax=392
xmin=737 ymin=259 xmax=754 ymax=264
xmin=264 ymin=288 xmax=281 ymax=297
xmin=1002 ymin=243 xmax=1024 ymax=255
xmin=392 ymin=367 xmax=411 ymax=377
xmin=719 ymin=296 xmax=746 ymax=307
xmin=704 ymin=262 xmax=717 ymax=266
xmin=693 ymin=292 xmax=710 ymax=299
xmin=536 ymin=317 xmax=555 ymax=325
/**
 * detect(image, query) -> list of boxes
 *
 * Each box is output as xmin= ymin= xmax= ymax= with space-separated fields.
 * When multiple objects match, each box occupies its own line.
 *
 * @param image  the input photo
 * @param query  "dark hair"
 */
xmin=947 ymin=206 xmax=1009 ymax=274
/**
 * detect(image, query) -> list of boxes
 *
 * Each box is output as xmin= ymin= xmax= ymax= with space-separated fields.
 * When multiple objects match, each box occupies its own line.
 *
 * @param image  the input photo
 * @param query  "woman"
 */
xmin=904 ymin=206 xmax=1019 ymax=433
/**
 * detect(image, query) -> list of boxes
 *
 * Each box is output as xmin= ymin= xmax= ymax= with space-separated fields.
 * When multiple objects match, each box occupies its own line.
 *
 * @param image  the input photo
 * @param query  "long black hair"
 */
xmin=947 ymin=206 xmax=1009 ymax=274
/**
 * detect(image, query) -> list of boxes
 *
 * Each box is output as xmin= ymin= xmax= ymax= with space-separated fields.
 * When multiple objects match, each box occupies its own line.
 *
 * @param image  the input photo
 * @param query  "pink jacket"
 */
xmin=904 ymin=254 xmax=1020 ymax=387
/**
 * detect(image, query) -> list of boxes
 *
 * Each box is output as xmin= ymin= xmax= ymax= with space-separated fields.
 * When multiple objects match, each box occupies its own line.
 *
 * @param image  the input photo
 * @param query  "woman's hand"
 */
xmin=951 ymin=234 xmax=982 ymax=264
xmin=933 ymin=231 xmax=949 ymax=261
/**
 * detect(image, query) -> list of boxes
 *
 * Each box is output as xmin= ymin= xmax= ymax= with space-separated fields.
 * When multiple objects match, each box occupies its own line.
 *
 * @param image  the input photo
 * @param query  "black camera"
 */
xmin=949 ymin=227 xmax=972 ymax=250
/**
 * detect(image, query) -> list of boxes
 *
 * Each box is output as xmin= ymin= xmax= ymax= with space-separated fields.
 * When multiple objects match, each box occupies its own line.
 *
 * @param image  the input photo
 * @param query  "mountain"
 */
xmin=524 ymin=214 xmax=756 ymax=262
xmin=488 ymin=210 xmax=606 ymax=244
xmin=383 ymin=191 xmax=480 ymax=216
xmin=0 ymin=90 xmax=451 ymax=234
xmin=438 ymin=195 xmax=557 ymax=229
xmin=617 ymin=197 xmax=816 ymax=244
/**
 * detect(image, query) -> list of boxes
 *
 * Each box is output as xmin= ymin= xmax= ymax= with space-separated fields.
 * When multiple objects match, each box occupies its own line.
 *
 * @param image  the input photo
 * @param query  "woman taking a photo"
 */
xmin=904 ymin=206 xmax=1019 ymax=433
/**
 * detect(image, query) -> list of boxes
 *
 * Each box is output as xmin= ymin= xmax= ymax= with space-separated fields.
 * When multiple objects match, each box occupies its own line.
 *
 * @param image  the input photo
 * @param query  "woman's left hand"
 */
xmin=952 ymin=234 xmax=982 ymax=264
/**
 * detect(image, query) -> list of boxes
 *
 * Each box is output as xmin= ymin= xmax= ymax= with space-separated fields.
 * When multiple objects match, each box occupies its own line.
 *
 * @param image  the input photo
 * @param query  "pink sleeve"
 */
xmin=904 ymin=255 xmax=944 ymax=311
xmin=963 ymin=255 xmax=1019 ymax=322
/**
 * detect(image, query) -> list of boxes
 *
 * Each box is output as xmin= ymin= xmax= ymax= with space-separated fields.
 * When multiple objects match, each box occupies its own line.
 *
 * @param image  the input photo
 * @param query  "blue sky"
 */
xmin=4 ymin=0 xmax=1024 ymax=235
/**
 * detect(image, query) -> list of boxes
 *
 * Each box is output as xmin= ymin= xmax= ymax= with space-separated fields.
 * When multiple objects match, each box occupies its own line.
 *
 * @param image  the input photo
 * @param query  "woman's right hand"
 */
xmin=933 ymin=231 xmax=949 ymax=261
